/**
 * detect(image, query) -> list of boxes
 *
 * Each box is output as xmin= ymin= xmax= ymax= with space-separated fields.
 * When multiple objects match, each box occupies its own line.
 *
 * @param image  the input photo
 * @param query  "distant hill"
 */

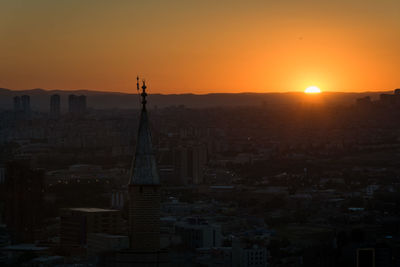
xmin=0 ymin=88 xmax=392 ymax=111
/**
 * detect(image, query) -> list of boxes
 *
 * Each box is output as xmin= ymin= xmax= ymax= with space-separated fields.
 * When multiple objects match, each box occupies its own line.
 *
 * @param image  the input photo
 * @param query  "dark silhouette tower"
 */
xmin=21 ymin=95 xmax=31 ymax=117
xmin=117 ymin=77 xmax=168 ymax=266
xmin=68 ymin=94 xmax=86 ymax=116
xmin=101 ymin=79 xmax=168 ymax=266
xmin=129 ymin=78 xmax=160 ymax=251
xmin=78 ymin=95 xmax=87 ymax=114
xmin=13 ymin=96 xmax=21 ymax=112
xmin=68 ymin=94 xmax=77 ymax=113
xmin=50 ymin=94 xmax=61 ymax=119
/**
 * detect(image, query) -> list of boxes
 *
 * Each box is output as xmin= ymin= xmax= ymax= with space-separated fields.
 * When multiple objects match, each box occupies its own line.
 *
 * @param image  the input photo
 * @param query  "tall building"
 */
xmin=21 ymin=95 xmax=31 ymax=116
xmin=173 ymin=144 xmax=207 ymax=184
xmin=68 ymin=94 xmax=87 ymax=115
xmin=173 ymin=146 xmax=188 ymax=184
xmin=50 ymin=94 xmax=61 ymax=119
xmin=68 ymin=94 xmax=76 ymax=113
xmin=13 ymin=96 xmax=21 ymax=112
xmin=78 ymin=95 xmax=87 ymax=113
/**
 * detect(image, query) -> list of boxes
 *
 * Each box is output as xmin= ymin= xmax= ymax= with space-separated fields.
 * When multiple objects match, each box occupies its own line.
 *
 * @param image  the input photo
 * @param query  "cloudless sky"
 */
xmin=1 ymin=0 xmax=399 ymax=93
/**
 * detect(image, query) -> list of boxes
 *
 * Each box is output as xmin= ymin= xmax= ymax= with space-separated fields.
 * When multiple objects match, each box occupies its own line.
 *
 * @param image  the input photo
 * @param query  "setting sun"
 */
xmin=304 ymin=86 xmax=322 ymax=94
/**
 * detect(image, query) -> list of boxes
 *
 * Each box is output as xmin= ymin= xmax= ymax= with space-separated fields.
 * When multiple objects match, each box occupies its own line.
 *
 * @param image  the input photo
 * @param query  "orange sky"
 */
xmin=1 ymin=0 xmax=399 ymax=94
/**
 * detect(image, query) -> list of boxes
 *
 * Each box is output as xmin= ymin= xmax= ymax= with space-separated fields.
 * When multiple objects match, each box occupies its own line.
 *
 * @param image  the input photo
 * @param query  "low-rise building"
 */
xmin=87 ymin=233 xmax=129 ymax=258
xmin=60 ymin=208 xmax=124 ymax=247
xmin=175 ymin=217 xmax=222 ymax=249
xmin=232 ymin=238 xmax=268 ymax=267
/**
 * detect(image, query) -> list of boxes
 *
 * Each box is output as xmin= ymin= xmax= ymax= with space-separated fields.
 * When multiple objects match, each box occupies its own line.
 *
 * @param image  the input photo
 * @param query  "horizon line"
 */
xmin=1 ymin=87 xmax=397 ymax=95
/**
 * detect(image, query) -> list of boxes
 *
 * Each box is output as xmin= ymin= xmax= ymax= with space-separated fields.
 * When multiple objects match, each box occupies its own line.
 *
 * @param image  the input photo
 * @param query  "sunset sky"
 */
xmin=1 ymin=0 xmax=400 ymax=94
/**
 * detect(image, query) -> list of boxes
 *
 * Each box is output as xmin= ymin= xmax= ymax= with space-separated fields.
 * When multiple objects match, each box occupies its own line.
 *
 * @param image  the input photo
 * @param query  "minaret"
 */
xmin=128 ymin=78 xmax=161 ymax=253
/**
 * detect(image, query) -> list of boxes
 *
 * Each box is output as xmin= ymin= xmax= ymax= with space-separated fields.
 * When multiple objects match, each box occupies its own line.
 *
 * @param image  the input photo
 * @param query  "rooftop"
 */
xmin=64 ymin=207 xmax=119 ymax=213
xmin=1 ymin=244 xmax=49 ymax=251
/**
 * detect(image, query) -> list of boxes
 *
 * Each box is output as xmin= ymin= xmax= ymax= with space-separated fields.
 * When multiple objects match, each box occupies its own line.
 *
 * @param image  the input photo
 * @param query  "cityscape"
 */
xmin=1 ymin=1 xmax=400 ymax=266
xmin=1 ymin=85 xmax=400 ymax=266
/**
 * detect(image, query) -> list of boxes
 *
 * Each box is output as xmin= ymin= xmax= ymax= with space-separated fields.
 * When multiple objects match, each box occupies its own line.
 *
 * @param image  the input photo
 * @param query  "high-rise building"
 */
xmin=21 ymin=95 xmax=31 ymax=117
xmin=68 ymin=94 xmax=77 ymax=113
xmin=191 ymin=145 xmax=207 ymax=184
xmin=68 ymin=94 xmax=87 ymax=115
xmin=50 ymin=94 xmax=61 ymax=119
xmin=13 ymin=96 xmax=21 ymax=112
xmin=173 ymin=144 xmax=207 ymax=184
xmin=78 ymin=95 xmax=87 ymax=113
xmin=173 ymin=146 xmax=188 ymax=184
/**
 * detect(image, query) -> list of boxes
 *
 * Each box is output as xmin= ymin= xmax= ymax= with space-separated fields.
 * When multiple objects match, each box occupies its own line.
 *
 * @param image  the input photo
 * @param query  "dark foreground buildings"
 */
xmin=1 ymin=161 xmax=44 ymax=243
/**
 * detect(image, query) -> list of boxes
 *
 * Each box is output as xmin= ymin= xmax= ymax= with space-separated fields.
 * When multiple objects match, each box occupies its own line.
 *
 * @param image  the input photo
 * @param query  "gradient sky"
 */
xmin=1 ymin=0 xmax=400 ymax=93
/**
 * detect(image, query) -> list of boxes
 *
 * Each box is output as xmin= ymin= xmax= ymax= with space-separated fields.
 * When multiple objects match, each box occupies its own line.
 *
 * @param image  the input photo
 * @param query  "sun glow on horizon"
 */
xmin=1 ymin=1 xmax=400 ymax=93
xmin=304 ymin=86 xmax=322 ymax=94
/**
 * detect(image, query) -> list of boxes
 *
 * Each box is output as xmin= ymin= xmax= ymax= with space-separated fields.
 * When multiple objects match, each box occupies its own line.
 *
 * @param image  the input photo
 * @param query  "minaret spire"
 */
xmin=137 ymin=76 xmax=148 ymax=110
xmin=141 ymin=80 xmax=147 ymax=110
xmin=129 ymin=78 xmax=159 ymax=185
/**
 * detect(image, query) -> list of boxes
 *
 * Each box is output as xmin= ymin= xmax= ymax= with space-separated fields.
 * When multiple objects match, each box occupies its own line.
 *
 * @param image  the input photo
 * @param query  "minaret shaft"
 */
xmin=128 ymin=79 xmax=160 ymax=252
xmin=129 ymin=185 xmax=160 ymax=251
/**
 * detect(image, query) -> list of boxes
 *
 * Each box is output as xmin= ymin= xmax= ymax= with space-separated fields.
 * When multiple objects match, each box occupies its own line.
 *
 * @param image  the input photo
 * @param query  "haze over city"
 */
xmin=1 ymin=0 xmax=400 ymax=93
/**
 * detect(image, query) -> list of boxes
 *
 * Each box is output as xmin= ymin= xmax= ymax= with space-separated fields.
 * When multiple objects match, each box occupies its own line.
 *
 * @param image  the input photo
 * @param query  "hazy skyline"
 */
xmin=1 ymin=0 xmax=400 ymax=94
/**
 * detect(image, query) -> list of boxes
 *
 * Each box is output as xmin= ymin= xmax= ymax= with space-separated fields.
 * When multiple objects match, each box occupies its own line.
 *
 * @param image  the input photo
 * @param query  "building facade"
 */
xmin=60 ymin=208 xmax=124 ymax=247
xmin=68 ymin=94 xmax=87 ymax=115
xmin=173 ymin=144 xmax=207 ymax=185
xmin=50 ymin=94 xmax=61 ymax=119
xmin=2 ymin=161 xmax=44 ymax=243
xmin=175 ymin=217 xmax=222 ymax=249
